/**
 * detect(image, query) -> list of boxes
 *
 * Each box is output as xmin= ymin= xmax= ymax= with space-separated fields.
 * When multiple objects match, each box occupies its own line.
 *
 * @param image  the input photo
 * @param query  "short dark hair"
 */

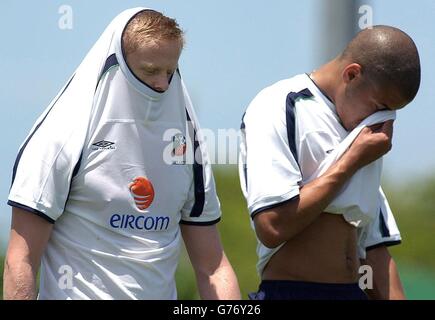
xmin=340 ymin=25 xmax=421 ymax=103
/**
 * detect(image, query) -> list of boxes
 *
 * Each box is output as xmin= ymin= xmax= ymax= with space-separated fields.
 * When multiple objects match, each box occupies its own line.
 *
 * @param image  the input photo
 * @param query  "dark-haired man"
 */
xmin=239 ymin=26 xmax=420 ymax=300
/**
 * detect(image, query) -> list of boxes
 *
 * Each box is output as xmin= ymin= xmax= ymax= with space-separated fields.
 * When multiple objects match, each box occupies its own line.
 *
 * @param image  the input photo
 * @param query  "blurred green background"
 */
xmin=1 ymin=165 xmax=434 ymax=299
xmin=175 ymin=166 xmax=435 ymax=300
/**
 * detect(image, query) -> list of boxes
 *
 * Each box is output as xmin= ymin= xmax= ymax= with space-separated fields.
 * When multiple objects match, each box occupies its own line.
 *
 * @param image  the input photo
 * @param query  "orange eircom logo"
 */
xmin=129 ymin=177 xmax=155 ymax=210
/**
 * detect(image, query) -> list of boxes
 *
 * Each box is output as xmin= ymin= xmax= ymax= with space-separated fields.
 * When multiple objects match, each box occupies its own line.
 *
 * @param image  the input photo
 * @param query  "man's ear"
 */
xmin=342 ymin=63 xmax=362 ymax=84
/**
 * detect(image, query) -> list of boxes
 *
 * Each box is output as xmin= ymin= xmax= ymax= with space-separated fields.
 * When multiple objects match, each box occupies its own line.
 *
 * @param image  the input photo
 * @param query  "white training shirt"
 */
xmin=239 ymin=73 xmax=401 ymax=276
xmin=8 ymin=8 xmax=220 ymax=300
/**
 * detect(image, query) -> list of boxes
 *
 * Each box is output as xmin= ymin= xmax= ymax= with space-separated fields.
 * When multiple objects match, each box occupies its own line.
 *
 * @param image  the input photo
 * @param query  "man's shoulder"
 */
xmin=259 ymin=73 xmax=308 ymax=96
xmin=244 ymin=74 xmax=309 ymax=121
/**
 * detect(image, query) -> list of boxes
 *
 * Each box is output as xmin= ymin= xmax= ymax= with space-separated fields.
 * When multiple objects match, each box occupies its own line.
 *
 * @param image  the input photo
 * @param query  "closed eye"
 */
xmin=143 ymin=68 xmax=158 ymax=75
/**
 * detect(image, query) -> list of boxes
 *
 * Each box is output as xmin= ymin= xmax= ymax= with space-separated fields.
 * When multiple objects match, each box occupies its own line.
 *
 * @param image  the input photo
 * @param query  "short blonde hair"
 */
xmin=122 ymin=10 xmax=184 ymax=55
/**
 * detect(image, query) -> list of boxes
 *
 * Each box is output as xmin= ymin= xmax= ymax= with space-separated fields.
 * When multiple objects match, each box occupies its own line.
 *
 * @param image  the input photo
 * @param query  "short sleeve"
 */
xmin=179 ymin=168 xmax=221 ymax=225
xmin=357 ymin=188 xmax=402 ymax=258
xmin=179 ymin=85 xmax=221 ymax=226
xmin=8 ymin=76 xmax=88 ymax=223
xmin=239 ymin=92 xmax=302 ymax=218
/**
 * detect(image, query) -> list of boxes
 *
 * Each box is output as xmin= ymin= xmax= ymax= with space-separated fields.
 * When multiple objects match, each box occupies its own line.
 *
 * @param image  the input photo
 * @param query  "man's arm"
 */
xmin=3 ymin=207 xmax=53 ymax=300
xmin=362 ymin=245 xmax=406 ymax=300
xmin=254 ymin=121 xmax=394 ymax=248
xmin=181 ymin=224 xmax=241 ymax=299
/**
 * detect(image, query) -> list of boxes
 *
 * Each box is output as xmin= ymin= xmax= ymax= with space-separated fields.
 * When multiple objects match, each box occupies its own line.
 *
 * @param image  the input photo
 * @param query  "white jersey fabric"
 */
xmin=316 ymin=110 xmax=396 ymax=227
xmin=8 ymin=8 xmax=221 ymax=300
xmin=239 ymin=74 xmax=401 ymax=275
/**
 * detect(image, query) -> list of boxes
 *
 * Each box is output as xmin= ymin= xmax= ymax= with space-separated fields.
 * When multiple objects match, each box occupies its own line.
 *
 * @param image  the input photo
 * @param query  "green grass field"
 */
xmin=1 ymin=166 xmax=434 ymax=299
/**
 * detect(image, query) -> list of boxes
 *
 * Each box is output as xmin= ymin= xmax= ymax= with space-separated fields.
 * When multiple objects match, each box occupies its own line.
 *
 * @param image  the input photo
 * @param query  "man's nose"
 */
xmin=150 ymin=74 xmax=169 ymax=92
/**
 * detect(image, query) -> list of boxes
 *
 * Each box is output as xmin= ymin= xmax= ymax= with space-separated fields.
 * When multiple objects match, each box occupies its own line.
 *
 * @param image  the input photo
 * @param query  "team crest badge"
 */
xmin=172 ymin=133 xmax=187 ymax=156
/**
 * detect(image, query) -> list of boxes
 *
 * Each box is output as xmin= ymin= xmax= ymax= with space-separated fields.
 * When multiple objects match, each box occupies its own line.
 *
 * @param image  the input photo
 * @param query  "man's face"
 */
xmin=335 ymin=77 xmax=409 ymax=131
xmin=125 ymin=38 xmax=182 ymax=92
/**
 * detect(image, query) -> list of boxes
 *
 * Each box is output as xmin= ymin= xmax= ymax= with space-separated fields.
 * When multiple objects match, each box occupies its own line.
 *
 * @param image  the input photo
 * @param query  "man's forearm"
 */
xmin=3 ymin=260 xmax=38 ymax=300
xmin=293 ymin=157 xmax=358 ymax=229
xmin=255 ymin=155 xmax=358 ymax=247
xmin=196 ymin=256 xmax=240 ymax=300
xmin=362 ymin=246 xmax=406 ymax=300
xmin=387 ymin=258 xmax=406 ymax=300
xmin=181 ymin=225 xmax=241 ymax=300
xmin=4 ymin=208 xmax=53 ymax=300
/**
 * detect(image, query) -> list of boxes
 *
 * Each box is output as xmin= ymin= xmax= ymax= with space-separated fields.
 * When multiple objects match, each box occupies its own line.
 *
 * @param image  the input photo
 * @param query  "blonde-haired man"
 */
xmin=4 ymin=8 xmax=240 ymax=300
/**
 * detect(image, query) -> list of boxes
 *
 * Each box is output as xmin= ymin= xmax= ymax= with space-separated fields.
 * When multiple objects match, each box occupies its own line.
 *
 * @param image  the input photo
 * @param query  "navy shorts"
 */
xmin=248 ymin=280 xmax=368 ymax=300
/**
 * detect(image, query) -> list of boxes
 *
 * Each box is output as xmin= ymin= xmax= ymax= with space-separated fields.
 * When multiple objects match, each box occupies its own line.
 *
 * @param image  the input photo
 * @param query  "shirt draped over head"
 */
xmin=9 ymin=7 xmax=221 ymax=300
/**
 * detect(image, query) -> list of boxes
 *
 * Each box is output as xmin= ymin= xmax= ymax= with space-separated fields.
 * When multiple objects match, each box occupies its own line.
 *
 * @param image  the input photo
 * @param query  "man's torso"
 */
xmin=241 ymin=74 xmax=360 ymax=282
xmin=40 ymin=66 xmax=193 ymax=299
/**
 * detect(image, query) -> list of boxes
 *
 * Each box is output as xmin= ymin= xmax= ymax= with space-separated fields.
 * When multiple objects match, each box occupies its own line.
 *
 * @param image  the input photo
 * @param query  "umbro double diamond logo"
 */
xmin=91 ymin=140 xmax=116 ymax=150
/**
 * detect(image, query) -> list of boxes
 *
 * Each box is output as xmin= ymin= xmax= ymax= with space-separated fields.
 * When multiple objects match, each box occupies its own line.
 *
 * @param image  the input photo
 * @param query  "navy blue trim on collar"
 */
xmin=101 ymin=54 xmax=119 ymax=77
xmin=240 ymin=112 xmax=246 ymax=130
xmin=285 ymin=88 xmax=313 ymax=163
xmin=305 ymin=73 xmax=335 ymax=104
xmin=96 ymin=53 xmax=119 ymax=88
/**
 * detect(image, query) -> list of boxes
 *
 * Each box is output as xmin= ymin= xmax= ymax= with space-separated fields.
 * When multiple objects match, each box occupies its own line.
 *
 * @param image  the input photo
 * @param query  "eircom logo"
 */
xmin=109 ymin=176 xmax=170 ymax=231
xmin=129 ymin=177 xmax=154 ymax=210
xmin=110 ymin=214 xmax=170 ymax=231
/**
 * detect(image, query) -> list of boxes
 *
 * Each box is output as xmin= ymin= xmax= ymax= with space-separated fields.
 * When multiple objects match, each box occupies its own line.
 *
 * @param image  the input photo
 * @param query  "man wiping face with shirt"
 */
xmin=239 ymin=25 xmax=421 ymax=300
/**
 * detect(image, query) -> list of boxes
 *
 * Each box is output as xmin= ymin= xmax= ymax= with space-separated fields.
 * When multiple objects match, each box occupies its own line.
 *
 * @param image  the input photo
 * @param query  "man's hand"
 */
xmin=344 ymin=120 xmax=394 ymax=171
xmin=253 ymin=120 xmax=395 ymax=248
